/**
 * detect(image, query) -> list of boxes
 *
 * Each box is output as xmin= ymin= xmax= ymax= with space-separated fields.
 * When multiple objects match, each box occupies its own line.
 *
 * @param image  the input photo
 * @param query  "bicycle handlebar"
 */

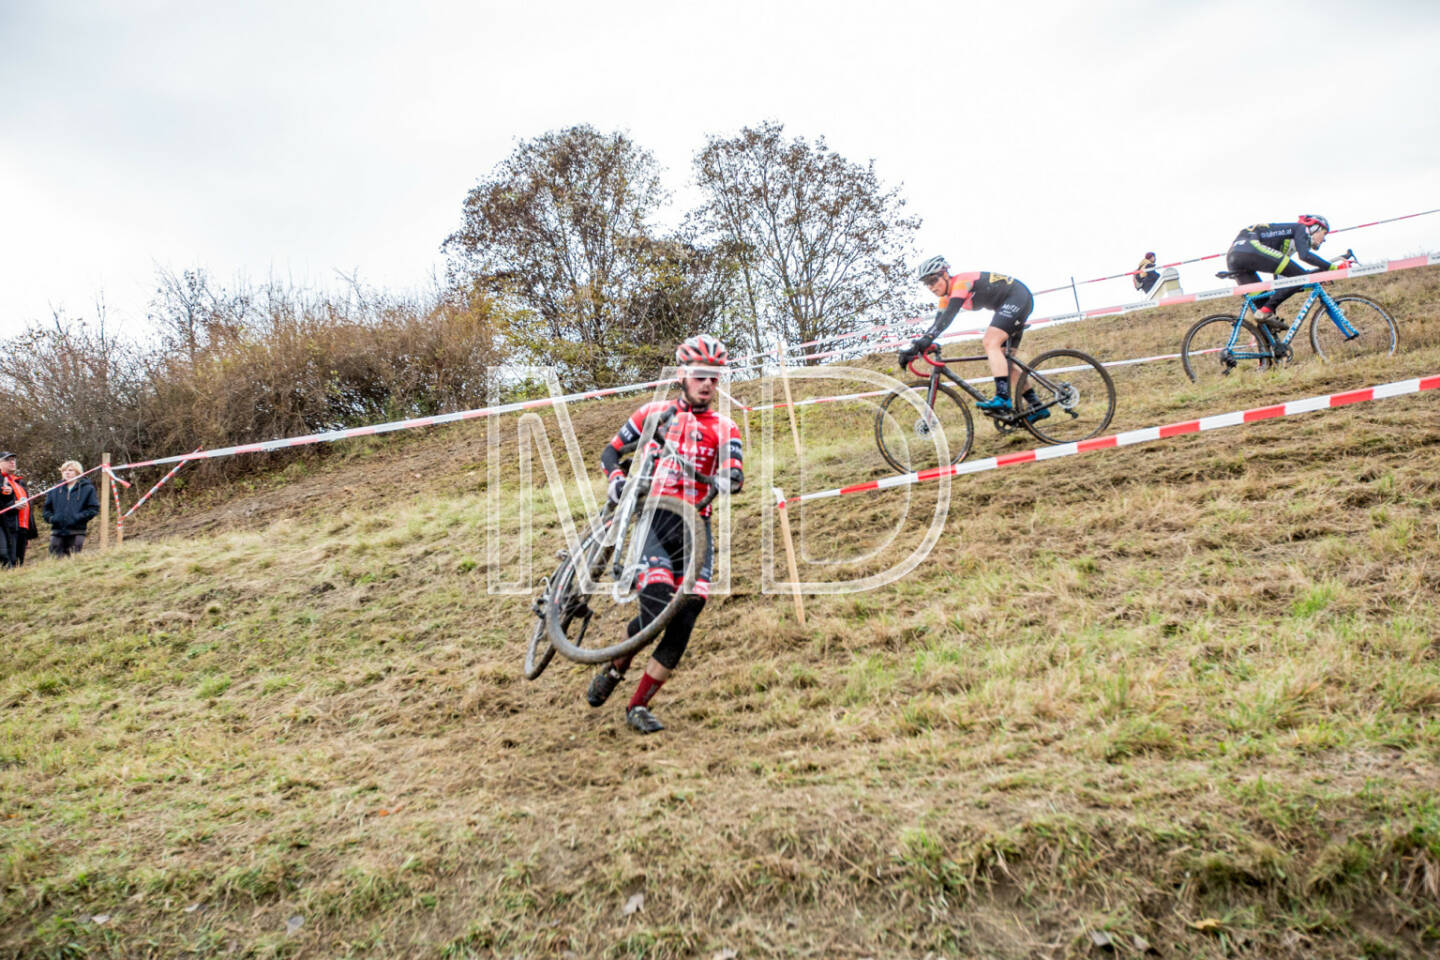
xmin=905 ymin=344 xmax=945 ymax=378
xmin=663 ymin=451 xmax=719 ymax=510
xmin=633 ymin=407 xmax=722 ymax=511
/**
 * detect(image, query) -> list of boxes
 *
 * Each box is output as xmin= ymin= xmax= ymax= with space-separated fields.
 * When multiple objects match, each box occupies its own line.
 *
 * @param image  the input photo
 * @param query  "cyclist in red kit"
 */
xmin=585 ymin=335 xmax=744 ymax=734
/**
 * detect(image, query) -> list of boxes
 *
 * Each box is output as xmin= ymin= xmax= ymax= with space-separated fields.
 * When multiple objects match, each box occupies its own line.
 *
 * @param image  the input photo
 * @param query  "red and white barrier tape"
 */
xmin=783 ymin=234 xmax=1440 ymax=365
xmin=122 ymin=449 xmax=201 ymax=519
xmin=109 ymin=470 xmax=124 ymax=540
xmin=1029 ymin=207 xmax=1440 ymax=296
xmin=777 ymin=372 xmax=1440 ymax=507
xmin=740 ymin=347 xmax=1192 ymax=413
xmin=785 ymin=250 xmax=1440 ymax=365
xmin=0 ymin=464 xmax=107 ymax=518
xmin=103 ymin=466 xmax=132 ymax=489
xmin=11 ymin=249 xmax=1430 ymax=490
xmin=114 ymin=376 xmax=685 ymax=471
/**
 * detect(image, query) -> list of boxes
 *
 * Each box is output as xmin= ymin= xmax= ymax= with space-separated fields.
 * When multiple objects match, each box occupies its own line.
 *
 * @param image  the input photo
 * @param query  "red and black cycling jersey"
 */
xmin=923 ymin=271 xmax=1026 ymax=341
xmin=600 ymin=397 xmax=742 ymax=515
xmin=1230 ymin=222 xmax=1331 ymax=271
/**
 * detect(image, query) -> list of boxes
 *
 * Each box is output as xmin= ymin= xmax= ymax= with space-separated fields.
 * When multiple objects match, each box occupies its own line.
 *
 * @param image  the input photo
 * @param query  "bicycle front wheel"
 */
xmin=1016 ymin=349 xmax=1117 ymax=444
xmin=524 ymin=526 xmax=609 ymax=679
xmin=1309 ymin=295 xmax=1398 ymax=362
xmin=523 ymin=614 xmax=556 ymax=680
xmin=874 ymin=381 xmax=974 ymax=473
xmin=1182 ymin=315 xmax=1271 ymax=383
xmin=545 ymin=498 xmax=706 ymax=665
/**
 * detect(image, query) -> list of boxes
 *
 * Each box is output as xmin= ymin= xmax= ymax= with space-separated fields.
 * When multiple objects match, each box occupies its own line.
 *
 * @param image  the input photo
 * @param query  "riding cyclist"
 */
xmin=584 ymin=334 xmax=744 ymax=734
xmin=900 ymin=256 xmax=1046 ymax=418
xmin=1226 ymin=215 xmax=1341 ymax=334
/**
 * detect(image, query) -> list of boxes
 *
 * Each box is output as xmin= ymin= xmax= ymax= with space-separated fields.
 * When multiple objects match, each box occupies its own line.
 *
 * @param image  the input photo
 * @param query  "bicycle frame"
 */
xmin=1221 ymin=255 xmax=1362 ymax=359
xmin=592 ymin=407 xmax=715 ymax=603
xmin=904 ymin=349 xmax=1059 ymax=420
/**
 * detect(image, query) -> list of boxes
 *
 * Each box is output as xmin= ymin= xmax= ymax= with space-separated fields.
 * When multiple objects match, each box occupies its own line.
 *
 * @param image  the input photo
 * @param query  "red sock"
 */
xmin=629 ymin=672 xmax=663 ymax=710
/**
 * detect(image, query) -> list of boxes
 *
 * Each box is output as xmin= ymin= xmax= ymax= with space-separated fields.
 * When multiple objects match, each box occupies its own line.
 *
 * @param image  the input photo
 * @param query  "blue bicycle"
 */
xmin=1180 ymin=250 xmax=1398 ymax=383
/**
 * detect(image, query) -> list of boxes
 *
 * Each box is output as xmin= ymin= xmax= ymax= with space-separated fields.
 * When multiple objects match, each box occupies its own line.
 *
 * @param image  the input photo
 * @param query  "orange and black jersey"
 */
xmin=923 ymin=271 xmax=1026 ymax=340
xmin=600 ymin=397 xmax=743 ymax=515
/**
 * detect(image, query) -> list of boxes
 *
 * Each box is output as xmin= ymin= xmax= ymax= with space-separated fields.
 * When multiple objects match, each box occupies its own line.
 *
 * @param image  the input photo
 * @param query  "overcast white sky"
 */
xmin=2 ymin=0 xmax=1437 ymax=339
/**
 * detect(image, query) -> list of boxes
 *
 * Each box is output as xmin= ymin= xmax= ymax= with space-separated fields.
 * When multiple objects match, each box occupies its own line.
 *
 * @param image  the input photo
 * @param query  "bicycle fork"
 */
xmin=1315 ymin=287 xmax=1361 ymax=340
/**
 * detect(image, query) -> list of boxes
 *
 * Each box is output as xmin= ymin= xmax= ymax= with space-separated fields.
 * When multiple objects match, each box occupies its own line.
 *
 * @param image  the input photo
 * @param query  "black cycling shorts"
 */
xmin=988 ymin=283 xmax=1034 ymax=349
xmin=639 ymin=507 xmax=713 ymax=598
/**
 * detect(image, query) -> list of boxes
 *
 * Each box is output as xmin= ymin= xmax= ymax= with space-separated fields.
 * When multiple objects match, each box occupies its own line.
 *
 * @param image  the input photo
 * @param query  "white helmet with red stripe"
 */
xmin=675 ymin=334 xmax=728 ymax=369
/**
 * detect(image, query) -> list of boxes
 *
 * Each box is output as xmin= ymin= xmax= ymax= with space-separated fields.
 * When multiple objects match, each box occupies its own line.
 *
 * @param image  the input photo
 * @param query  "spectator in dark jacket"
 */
xmin=44 ymin=460 xmax=100 ymax=557
xmin=1133 ymin=252 xmax=1160 ymax=295
xmin=2 ymin=454 xmax=41 ymax=566
xmin=0 ymin=452 xmax=18 ymax=568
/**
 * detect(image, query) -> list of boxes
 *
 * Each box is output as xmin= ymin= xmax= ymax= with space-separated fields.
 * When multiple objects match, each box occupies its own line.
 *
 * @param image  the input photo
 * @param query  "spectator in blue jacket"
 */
xmin=43 ymin=460 xmax=100 ymax=557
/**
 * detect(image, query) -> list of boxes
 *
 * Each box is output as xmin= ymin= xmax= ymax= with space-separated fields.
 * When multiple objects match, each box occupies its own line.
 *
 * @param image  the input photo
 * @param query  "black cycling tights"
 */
xmin=617 ymin=582 xmax=706 ymax=672
xmin=1226 ymin=248 xmax=1311 ymax=312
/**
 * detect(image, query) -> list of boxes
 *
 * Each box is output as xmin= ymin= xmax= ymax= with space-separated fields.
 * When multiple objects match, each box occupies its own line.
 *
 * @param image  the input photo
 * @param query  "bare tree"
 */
xmin=0 ymin=307 xmax=148 ymax=479
xmin=609 ymin=233 xmax=744 ymax=375
xmin=148 ymin=268 xmax=253 ymax=363
xmin=444 ymin=125 xmax=694 ymax=387
xmin=692 ymin=121 xmax=921 ymax=360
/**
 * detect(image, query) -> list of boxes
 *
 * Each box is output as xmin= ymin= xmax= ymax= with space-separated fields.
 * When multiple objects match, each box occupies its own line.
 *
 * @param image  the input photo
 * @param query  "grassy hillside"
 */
xmin=3 ymin=268 xmax=1439 ymax=959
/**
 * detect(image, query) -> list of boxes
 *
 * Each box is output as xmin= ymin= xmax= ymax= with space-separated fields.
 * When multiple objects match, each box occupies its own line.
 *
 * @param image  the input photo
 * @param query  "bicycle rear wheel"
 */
xmin=1016 ymin=349 xmax=1116 ymax=443
xmin=1181 ymin=315 xmax=1272 ymax=383
xmin=1309 ymin=295 xmax=1398 ymax=362
xmin=874 ymin=381 xmax=974 ymax=473
xmin=545 ymin=497 xmax=706 ymax=665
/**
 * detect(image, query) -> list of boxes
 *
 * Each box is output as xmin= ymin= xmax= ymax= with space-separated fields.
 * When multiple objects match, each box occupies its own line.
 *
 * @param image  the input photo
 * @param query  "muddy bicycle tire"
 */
xmin=544 ymin=496 xmax=707 ymax=665
xmin=1181 ymin=315 xmax=1274 ymax=383
xmin=1309 ymin=295 xmax=1398 ymax=362
xmin=523 ymin=515 xmax=611 ymax=680
xmin=1015 ymin=349 xmax=1116 ymax=443
xmin=523 ymin=614 xmax=557 ymax=680
xmin=874 ymin=381 xmax=975 ymax=473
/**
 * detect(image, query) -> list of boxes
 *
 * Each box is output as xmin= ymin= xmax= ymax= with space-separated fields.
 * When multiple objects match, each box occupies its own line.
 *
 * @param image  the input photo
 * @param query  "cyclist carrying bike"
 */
xmin=900 ymin=256 xmax=1046 ymax=418
xmin=584 ymin=334 xmax=744 ymax=734
xmin=1226 ymin=215 xmax=1343 ymax=332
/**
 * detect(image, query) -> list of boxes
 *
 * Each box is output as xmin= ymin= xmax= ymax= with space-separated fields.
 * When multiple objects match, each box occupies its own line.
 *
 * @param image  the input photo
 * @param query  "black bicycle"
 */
xmin=1181 ymin=249 xmax=1398 ymax=382
xmin=524 ymin=406 xmax=717 ymax=680
xmin=874 ymin=345 xmax=1117 ymax=473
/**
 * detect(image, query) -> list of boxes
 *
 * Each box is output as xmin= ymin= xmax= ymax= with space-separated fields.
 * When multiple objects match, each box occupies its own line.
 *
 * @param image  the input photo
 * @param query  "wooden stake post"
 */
xmin=772 ymin=487 xmax=806 ymax=624
xmin=99 ymin=453 xmax=111 ymax=550
xmin=774 ymin=343 xmax=804 ymax=460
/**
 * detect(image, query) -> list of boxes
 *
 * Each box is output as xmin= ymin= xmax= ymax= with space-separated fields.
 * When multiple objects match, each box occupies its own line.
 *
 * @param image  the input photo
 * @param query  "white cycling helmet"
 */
xmin=915 ymin=255 xmax=949 ymax=283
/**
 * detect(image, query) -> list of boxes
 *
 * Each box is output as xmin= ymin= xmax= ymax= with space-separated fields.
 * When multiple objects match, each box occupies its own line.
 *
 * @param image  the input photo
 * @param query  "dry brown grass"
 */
xmin=2 ymin=269 xmax=1439 ymax=959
